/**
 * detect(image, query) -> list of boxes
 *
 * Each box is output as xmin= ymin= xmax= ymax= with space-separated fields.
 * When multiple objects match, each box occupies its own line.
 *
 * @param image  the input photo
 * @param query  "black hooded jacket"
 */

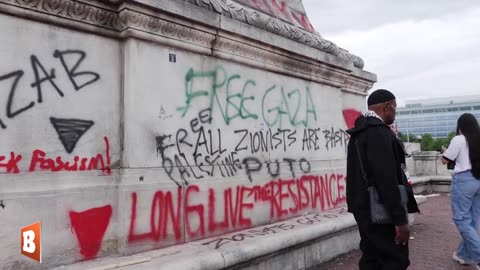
xmin=346 ymin=115 xmax=419 ymax=225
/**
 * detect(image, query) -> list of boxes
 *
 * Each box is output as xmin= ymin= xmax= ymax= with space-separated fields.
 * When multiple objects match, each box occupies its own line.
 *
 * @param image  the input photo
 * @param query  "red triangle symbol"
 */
xmin=342 ymin=109 xmax=362 ymax=129
xmin=69 ymin=205 xmax=112 ymax=259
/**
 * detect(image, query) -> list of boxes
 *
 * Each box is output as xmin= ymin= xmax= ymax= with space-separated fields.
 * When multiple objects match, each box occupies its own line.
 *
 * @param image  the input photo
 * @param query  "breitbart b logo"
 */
xmin=21 ymin=221 xmax=41 ymax=263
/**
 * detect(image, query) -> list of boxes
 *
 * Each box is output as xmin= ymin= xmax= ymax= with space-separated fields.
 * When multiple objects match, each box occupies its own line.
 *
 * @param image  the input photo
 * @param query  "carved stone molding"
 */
xmin=182 ymin=0 xmax=365 ymax=69
xmin=213 ymin=36 xmax=367 ymax=91
xmin=0 ymin=0 xmax=216 ymax=47
xmin=99 ymin=0 xmax=125 ymax=4
xmin=118 ymin=9 xmax=216 ymax=48
xmin=343 ymin=77 xmax=373 ymax=95
xmin=0 ymin=0 xmax=374 ymax=93
xmin=0 ymin=0 xmax=121 ymax=30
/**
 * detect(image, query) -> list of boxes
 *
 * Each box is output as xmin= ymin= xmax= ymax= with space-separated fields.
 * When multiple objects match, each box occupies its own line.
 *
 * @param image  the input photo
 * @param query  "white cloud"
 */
xmin=375 ymin=56 xmax=480 ymax=106
xmin=303 ymin=0 xmax=478 ymax=36
xmin=303 ymin=2 xmax=480 ymax=106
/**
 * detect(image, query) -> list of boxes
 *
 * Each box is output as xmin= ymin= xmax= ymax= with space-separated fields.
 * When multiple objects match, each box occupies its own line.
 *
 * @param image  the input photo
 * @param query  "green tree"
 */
xmin=398 ymin=132 xmax=419 ymax=143
xmin=447 ymin=131 xmax=456 ymax=142
xmin=420 ymin=134 xmax=435 ymax=151
xmin=400 ymin=131 xmax=456 ymax=151
xmin=433 ymin=138 xmax=448 ymax=151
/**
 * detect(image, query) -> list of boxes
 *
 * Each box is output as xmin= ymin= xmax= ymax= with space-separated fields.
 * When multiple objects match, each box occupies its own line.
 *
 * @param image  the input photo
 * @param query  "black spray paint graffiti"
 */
xmin=201 ymin=207 xmax=349 ymax=249
xmin=159 ymin=106 xmax=173 ymax=120
xmin=234 ymin=128 xmax=297 ymax=153
xmin=323 ymin=128 xmax=349 ymax=151
xmin=242 ymin=157 xmax=311 ymax=182
xmin=156 ymin=107 xmax=348 ymax=185
xmin=0 ymin=49 xmax=100 ymax=130
xmin=50 ymin=117 xmax=95 ymax=153
xmin=201 ymin=223 xmax=295 ymax=249
xmin=155 ymin=109 xmax=319 ymax=186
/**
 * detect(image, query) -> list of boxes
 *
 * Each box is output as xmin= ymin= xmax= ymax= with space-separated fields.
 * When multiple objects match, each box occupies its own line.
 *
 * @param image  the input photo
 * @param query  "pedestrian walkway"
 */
xmin=315 ymin=194 xmax=475 ymax=270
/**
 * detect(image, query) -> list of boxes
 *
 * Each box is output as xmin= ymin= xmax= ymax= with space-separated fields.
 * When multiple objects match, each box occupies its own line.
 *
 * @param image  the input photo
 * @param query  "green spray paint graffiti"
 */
xmin=261 ymin=85 xmax=317 ymax=128
xmin=177 ymin=67 xmax=317 ymax=128
xmin=176 ymin=67 xmax=258 ymax=125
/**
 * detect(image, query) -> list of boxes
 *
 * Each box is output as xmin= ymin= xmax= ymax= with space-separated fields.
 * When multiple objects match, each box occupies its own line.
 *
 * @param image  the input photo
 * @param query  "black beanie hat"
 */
xmin=367 ymin=89 xmax=396 ymax=106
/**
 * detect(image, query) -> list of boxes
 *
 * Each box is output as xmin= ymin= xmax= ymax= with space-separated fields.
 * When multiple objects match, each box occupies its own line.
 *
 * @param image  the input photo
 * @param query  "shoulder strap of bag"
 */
xmin=396 ymin=139 xmax=410 ymax=186
xmin=354 ymin=139 xmax=371 ymax=187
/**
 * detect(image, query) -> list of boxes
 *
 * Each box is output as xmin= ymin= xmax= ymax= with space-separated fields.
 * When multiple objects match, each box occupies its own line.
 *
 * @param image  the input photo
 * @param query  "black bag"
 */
xmin=447 ymin=161 xmax=456 ymax=170
xmin=355 ymin=141 xmax=408 ymax=224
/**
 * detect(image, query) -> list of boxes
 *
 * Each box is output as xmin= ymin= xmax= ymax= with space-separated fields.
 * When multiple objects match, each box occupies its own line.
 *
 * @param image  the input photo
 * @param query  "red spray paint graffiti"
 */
xmin=69 ymin=205 xmax=112 ymax=259
xmin=342 ymin=109 xmax=362 ymax=129
xmin=248 ymin=174 xmax=347 ymax=219
xmin=0 ymin=136 xmax=111 ymax=174
xmin=128 ymin=187 xmax=183 ymax=243
xmin=0 ymin=152 xmax=22 ymax=173
xmin=29 ymin=136 xmax=111 ymax=174
xmin=290 ymin=11 xmax=315 ymax=32
xmin=245 ymin=0 xmax=315 ymax=32
xmin=128 ymin=173 xmax=346 ymax=244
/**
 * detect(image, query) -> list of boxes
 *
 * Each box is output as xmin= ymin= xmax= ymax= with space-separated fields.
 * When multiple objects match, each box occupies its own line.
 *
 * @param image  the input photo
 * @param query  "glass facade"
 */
xmin=396 ymin=97 xmax=480 ymax=139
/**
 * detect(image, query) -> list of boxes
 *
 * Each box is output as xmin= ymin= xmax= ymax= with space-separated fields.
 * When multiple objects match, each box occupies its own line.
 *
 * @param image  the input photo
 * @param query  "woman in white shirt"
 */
xmin=441 ymin=113 xmax=480 ymax=268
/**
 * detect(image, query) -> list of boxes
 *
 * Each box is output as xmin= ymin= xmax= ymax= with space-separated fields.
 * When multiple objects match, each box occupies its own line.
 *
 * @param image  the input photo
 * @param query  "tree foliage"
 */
xmin=420 ymin=134 xmax=435 ymax=151
xmin=399 ymin=131 xmax=457 ymax=151
xmin=398 ymin=132 xmax=419 ymax=143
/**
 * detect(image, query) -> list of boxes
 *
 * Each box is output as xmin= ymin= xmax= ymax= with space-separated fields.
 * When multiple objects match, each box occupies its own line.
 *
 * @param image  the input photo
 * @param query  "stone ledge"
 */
xmin=53 ymin=207 xmax=357 ymax=270
xmin=411 ymin=175 xmax=452 ymax=194
xmin=410 ymin=175 xmax=452 ymax=185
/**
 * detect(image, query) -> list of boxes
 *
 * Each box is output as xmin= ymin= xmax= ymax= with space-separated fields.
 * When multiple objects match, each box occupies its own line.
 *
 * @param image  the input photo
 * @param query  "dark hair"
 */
xmin=457 ymin=113 xmax=480 ymax=178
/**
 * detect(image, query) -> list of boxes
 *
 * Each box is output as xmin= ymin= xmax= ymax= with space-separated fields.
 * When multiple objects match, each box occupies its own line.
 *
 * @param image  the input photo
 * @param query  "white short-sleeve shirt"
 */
xmin=443 ymin=135 xmax=472 ymax=173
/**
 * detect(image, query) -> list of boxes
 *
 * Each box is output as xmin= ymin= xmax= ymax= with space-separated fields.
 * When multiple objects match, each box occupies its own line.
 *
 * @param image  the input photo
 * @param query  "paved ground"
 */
xmin=315 ymin=194 xmax=478 ymax=270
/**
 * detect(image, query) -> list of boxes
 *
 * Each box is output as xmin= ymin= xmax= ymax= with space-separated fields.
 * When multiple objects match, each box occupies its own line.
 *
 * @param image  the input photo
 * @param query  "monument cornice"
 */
xmin=0 ymin=0 xmax=375 ymax=94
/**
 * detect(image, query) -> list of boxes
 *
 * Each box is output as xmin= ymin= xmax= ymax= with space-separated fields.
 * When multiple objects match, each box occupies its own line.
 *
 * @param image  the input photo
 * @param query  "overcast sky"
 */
xmin=303 ymin=0 xmax=480 ymax=106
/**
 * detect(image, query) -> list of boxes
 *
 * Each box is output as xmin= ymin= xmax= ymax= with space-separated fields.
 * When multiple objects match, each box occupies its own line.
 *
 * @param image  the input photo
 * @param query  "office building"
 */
xmin=396 ymin=96 xmax=480 ymax=139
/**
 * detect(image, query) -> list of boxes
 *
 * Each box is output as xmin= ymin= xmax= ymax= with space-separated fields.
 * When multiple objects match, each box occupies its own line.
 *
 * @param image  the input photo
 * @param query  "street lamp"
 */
xmin=406 ymin=120 xmax=410 ymax=143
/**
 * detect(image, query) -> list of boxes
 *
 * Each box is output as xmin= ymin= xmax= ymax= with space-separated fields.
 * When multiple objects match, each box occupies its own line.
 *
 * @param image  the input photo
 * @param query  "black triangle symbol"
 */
xmin=50 ymin=117 xmax=95 ymax=153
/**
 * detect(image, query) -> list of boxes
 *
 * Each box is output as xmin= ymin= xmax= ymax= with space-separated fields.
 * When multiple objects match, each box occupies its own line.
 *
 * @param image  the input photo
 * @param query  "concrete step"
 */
xmin=53 ymin=207 xmax=359 ymax=270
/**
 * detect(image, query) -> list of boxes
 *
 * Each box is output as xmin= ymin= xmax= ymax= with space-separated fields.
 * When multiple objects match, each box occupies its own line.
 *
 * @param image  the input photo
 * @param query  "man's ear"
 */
xmin=385 ymin=101 xmax=393 ymax=111
xmin=383 ymin=102 xmax=389 ymax=112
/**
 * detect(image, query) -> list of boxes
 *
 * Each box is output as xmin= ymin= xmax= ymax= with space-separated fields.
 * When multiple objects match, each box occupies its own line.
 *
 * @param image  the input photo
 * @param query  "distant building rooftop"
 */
xmin=396 ymin=95 xmax=480 ymax=139
xmin=402 ymin=95 xmax=480 ymax=108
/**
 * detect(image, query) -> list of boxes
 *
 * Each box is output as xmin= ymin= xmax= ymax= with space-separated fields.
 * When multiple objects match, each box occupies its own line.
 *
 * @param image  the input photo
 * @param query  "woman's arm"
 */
xmin=440 ymin=146 xmax=453 ymax=165
xmin=441 ymin=157 xmax=450 ymax=165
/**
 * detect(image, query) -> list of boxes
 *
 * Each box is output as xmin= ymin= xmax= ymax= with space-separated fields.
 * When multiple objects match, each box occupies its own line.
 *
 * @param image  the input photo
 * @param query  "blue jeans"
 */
xmin=452 ymin=170 xmax=480 ymax=263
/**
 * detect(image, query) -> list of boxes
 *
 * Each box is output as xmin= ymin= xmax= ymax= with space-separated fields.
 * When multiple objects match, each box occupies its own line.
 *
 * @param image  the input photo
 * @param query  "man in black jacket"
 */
xmin=346 ymin=89 xmax=419 ymax=270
